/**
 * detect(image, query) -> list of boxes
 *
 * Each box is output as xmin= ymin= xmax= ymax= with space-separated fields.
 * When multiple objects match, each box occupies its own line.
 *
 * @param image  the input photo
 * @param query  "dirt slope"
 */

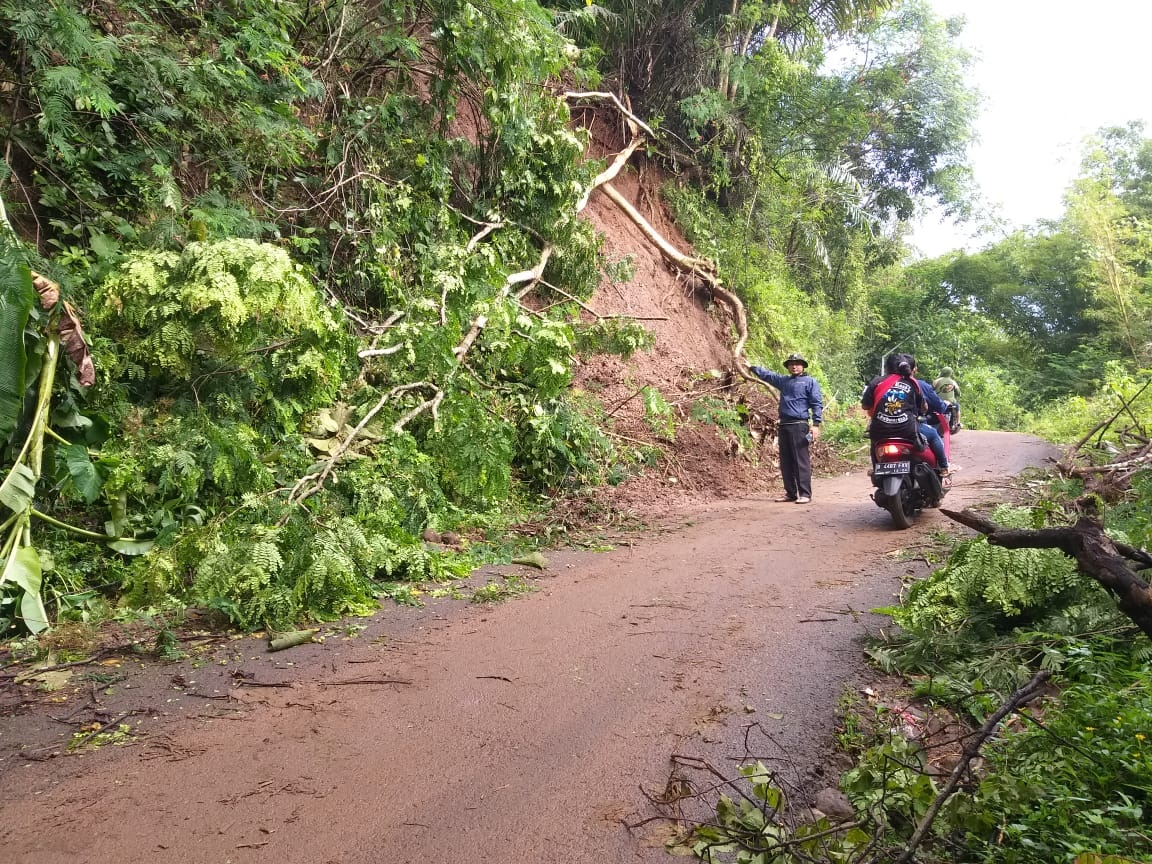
xmin=558 ymin=121 xmax=788 ymax=505
xmin=0 ymin=431 xmax=1054 ymax=864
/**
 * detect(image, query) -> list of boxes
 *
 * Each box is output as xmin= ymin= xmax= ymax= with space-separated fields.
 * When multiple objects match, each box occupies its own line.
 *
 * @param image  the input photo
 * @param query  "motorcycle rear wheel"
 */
xmin=886 ymin=485 xmax=913 ymax=529
xmin=947 ymin=406 xmax=961 ymax=435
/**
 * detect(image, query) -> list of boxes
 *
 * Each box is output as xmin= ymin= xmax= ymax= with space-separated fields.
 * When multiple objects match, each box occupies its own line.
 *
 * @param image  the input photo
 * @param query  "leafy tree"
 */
xmin=1066 ymin=148 xmax=1152 ymax=367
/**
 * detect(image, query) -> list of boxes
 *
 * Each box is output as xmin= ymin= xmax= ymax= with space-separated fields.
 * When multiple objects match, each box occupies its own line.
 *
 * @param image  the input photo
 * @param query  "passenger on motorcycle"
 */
xmin=908 ymin=359 xmax=951 ymax=476
xmin=861 ymin=354 xmax=950 ymax=475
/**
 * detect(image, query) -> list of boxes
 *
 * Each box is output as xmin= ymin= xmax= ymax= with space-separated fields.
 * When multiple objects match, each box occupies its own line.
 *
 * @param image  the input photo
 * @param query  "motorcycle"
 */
xmin=943 ymin=401 xmax=961 ymax=435
xmin=869 ymin=412 xmax=952 ymax=529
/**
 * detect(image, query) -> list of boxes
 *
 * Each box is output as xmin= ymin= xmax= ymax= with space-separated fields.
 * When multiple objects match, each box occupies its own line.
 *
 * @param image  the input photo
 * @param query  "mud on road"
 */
xmin=0 ymin=431 xmax=1054 ymax=864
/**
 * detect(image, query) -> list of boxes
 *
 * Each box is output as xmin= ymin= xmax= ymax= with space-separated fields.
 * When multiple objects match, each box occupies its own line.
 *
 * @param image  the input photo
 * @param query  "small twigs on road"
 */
xmin=231 ymin=671 xmax=294 ymax=688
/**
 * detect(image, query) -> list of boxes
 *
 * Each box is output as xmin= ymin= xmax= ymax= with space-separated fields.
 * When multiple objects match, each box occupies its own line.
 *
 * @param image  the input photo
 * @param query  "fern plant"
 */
xmin=91 ymin=240 xmax=349 ymax=433
xmin=893 ymin=506 xmax=1088 ymax=632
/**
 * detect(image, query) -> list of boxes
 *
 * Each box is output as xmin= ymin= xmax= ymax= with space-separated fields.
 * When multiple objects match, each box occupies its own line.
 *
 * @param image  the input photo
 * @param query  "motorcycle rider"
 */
xmin=909 ymin=358 xmax=952 ymax=476
xmin=861 ymin=354 xmax=950 ymax=475
xmin=933 ymin=366 xmax=961 ymax=428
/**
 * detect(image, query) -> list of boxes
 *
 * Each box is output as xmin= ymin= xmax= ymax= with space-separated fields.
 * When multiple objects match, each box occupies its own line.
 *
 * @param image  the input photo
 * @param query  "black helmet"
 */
xmin=782 ymin=352 xmax=808 ymax=369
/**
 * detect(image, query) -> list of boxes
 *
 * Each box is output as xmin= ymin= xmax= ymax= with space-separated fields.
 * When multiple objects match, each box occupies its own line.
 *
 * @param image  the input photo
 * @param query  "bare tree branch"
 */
xmin=895 ymin=670 xmax=1051 ymax=864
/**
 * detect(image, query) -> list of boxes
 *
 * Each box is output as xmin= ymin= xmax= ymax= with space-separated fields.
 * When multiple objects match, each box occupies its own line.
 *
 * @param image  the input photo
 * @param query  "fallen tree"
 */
xmin=941 ymin=504 xmax=1152 ymax=639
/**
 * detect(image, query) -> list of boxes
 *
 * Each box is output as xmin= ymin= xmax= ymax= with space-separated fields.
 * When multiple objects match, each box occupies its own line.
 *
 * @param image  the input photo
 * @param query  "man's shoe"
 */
xmin=795 ymin=496 xmax=811 ymax=504
xmin=939 ymin=467 xmax=951 ymax=477
xmin=775 ymin=495 xmax=797 ymax=503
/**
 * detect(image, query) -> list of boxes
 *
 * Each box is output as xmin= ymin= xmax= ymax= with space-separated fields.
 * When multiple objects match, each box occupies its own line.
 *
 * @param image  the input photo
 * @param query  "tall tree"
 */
xmin=1067 ymin=138 xmax=1152 ymax=366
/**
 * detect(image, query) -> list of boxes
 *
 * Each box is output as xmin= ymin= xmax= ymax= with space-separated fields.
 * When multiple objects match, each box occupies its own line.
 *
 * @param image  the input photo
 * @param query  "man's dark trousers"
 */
xmin=779 ymin=422 xmax=812 ymax=499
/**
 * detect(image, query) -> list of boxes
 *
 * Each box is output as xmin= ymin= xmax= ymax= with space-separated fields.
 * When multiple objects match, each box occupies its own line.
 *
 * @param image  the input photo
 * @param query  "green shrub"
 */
xmin=92 ymin=240 xmax=349 ymax=433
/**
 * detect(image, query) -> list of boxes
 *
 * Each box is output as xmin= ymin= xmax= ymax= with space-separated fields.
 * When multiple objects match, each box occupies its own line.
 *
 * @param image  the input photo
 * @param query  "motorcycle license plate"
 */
xmin=873 ymin=461 xmax=911 ymax=476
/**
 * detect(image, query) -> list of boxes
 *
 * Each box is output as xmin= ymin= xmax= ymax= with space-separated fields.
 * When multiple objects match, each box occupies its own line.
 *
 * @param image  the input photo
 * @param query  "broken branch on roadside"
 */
xmin=941 ymin=506 xmax=1152 ymax=638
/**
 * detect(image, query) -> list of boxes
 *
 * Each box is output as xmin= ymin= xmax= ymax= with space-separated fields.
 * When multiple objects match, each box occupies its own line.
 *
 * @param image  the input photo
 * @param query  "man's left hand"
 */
xmin=810 ymin=425 xmax=821 ymax=441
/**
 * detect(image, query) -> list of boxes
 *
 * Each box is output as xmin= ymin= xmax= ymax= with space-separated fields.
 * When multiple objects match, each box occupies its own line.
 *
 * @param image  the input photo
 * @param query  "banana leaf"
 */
xmin=0 ymin=243 xmax=34 ymax=441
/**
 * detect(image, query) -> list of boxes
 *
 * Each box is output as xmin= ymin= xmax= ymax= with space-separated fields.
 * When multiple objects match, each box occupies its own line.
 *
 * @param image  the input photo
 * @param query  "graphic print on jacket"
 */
xmin=870 ymin=374 xmax=922 ymax=441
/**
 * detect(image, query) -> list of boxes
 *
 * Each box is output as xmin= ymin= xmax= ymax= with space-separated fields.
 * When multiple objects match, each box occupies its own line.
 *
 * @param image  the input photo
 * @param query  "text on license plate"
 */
xmin=873 ymin=461 xmax=911 ymax=476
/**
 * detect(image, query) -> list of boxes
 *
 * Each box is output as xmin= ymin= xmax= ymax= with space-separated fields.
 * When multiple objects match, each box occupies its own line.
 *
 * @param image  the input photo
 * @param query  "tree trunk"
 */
xmin=941 ymin=508 xmax=1152 ymax=639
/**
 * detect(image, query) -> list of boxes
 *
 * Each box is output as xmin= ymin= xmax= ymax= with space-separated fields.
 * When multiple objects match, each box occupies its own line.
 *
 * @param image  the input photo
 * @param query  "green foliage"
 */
xmin=949 ymin=644 xmax=1152 ymax=863
xmin=470 ymin=574 xmax=533 ymax=604
xmin=689 ymin=396 xmax=754 ymax=453
xmin=669 ymin=761 xmax=874 ymax=863
xmin=571 ymin=318 xmax=655 ymax=359
xmin=0 ymin=222 xmax=34 ymax=442
xmin=602 ymin=254 xmax=636 ymax=284
xmin=820 ymin=414 xmax=867 ymax=448
xmin=842 ymin=731 xmax=939 ymax=829
xmin=641 ymin=386 xmax=676 ymax=440
xmin=859 ymin=468 xmax=1152 ymax=862
xmin=189 ymin=516 xmax=455 ymax=630
xmin=514 ymin=393 xmax=615 ymax=490
xmin=955 ymin=363 xmax=1026 ymax=430
xmin=1111 ymin=470 xmax=1152 ymax=549
xmin=1028 ymin=363 xmax=1152 ymax=447
xmin=425 ymin=395 xmax=516 ymax=507
xmin=91 ymin=240 xmax=348 ymax=433
xmin=891 ymin=506 xmax=1087 ymax=632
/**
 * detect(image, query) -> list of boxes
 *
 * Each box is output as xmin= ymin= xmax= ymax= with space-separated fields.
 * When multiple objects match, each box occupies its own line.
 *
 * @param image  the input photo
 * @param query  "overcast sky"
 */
xmin=909 ymin=0 xmax=1152 ymax=257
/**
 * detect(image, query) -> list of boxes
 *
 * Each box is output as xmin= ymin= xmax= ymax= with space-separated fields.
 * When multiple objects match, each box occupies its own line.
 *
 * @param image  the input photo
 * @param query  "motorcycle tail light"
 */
xmin=878 ymin=443 xmax=908 ymax=460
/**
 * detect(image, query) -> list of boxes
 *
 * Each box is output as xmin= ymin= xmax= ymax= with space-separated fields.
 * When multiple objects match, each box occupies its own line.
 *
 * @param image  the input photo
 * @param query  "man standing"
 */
xmin=749 ymin=353 xmax=823 ymax=504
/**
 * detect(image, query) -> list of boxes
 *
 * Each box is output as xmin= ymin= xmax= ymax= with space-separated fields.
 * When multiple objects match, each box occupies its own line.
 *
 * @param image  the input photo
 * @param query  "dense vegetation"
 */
xmin=0 ymin=0 xmax=987 ymax=634
xmin=3 ymin=1 xmax=1150 ymax=860
xmin=1 ymin=0 xmax=629 ymax=633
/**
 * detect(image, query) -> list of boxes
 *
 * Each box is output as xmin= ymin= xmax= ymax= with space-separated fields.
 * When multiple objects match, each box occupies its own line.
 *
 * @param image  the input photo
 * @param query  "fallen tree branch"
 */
xmin=358 ymin=344 xmax=405 ymax=359
xmin=287 ymin=383 xmax=442 ymax=510
xmin=1068 ymin=452 xmax=1152 ymax=476
xmin=894 ymin=669 xmax=1051 ymax=864
xmin=466 ymin=221 xmax=504 ymax=251
xmin=457 ymin=246 xmax=554 ymax=361
xmin=391 ymin=388 xmax=444 ymax=434
xmin=941 ymin=507 xmax=1152 ymax=638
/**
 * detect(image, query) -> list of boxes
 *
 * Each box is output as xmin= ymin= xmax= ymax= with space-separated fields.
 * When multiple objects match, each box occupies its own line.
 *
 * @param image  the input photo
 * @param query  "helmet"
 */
xmin=782 ymin=352 xmax=808 ymax=369
xmin=941 ymin=367 xmax=953 ymax=377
